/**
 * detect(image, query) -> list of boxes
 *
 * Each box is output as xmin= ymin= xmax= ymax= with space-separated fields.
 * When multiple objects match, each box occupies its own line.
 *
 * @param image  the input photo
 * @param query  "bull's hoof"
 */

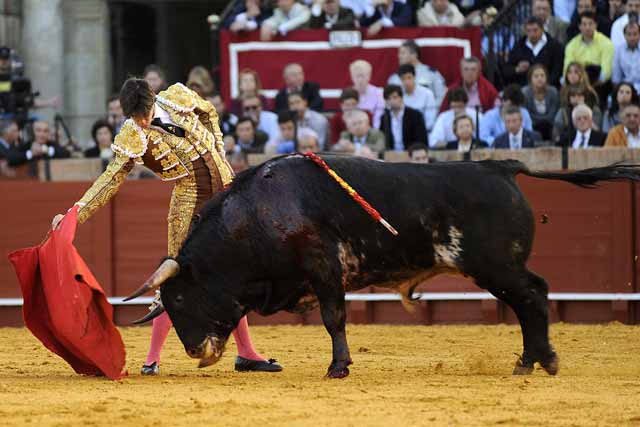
xmin=326 ymin=366 xmax=350 ymax=379
xmin=512 ymin=357 xmax=534 ymax=375
xmin=541 ymin=354 xmax=559 ymax=376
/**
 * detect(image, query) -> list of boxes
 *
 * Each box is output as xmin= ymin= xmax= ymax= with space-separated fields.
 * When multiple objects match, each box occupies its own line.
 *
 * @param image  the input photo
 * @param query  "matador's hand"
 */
xmin=51 ymin=214 xmax=65 ymax=230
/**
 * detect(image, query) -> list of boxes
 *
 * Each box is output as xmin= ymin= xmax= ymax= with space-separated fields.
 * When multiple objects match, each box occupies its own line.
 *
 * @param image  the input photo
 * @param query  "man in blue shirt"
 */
xmin=480 ymin=84 xmax=533 ymax=145
xmin=612 ymin=20 xmax=640 ymax=93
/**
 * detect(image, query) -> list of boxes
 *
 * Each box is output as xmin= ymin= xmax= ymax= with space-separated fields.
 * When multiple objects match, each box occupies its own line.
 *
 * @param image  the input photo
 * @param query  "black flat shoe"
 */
xmin=141 ymin=362 xmax=160 ymax=375
xmin=234 ymin=357 xmax=283 ymax=372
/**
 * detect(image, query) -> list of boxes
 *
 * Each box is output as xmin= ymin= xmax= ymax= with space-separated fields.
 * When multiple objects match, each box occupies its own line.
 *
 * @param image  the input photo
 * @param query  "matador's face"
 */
xmin=133 ymin=105 xmax=155 ymax=130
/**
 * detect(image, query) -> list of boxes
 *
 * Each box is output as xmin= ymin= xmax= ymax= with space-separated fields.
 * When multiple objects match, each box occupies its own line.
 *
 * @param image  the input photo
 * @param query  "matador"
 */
xmin=52 ymin=78 xmax=282 ymax=375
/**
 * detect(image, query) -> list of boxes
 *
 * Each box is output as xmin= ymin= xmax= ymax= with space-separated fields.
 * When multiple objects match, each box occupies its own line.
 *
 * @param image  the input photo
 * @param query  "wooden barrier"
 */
xmin=2 ymin=149 xmax=640 ymax=325
xmin=38 ymin=158 xmax=104 ymax=182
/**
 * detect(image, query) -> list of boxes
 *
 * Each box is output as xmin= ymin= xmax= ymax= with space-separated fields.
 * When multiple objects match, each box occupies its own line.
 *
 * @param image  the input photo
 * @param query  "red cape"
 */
xmin=7 ymin=206 xmax=126 ymax=380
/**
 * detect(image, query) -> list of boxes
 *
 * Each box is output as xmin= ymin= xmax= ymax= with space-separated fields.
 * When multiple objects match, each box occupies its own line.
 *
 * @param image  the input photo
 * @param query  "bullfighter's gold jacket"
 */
xmin=74 ymin=83 xmax=234 ymax=256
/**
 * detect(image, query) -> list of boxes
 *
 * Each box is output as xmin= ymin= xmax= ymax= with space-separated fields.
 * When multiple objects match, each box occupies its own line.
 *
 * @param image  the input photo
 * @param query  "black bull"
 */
xmin=127 ymin=154 xmax=640 ymax=378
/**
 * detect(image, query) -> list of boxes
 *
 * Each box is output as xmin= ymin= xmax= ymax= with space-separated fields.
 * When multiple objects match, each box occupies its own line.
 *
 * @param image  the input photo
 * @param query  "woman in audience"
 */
xmin=229 ymin=68 xmax=270 ymax=116
xmin=84 ymin=119 xmax=114 ymax=161
xmin=446 ymin=114 xmax=488 ymax=152
xmin=560 ymin=62 xmax=599 ymax=110
xmin=603 ymin=82 xmax=639 ymax=132
xmin=349 ymin=59 xmax=385 ymax=128
xmin=553 ymin=85 xmax=603 ymax=142
xmin=522 ymin=64 xmax=560 ymax=141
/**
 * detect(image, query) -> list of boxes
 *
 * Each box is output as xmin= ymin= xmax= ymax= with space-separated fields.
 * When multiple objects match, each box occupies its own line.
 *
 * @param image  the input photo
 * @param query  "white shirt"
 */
xmin=553 ymin=0 xmax=575 ymax=23
xmin=429 ymin=107 xmax=482 ymax=148
xmin=526 ymin=33 xmax=548 ymax=57
xmin=509 ymin=128 xmax=524 ymax=150
xmin=258 ymin=110 xmax=280 ymax=145
xmin=625 ymin=127 xmax=640 ymax=148
xmin=403 ymin=85 xmax=437 ymax=131
xmin=572 ymin=129 xmax=592 ymax=149
xmin=390 ymin=108 xmax=404 ymax=151
xmin=610 ymin=14 xmax=629 ymax=48
xmin=154 ymin=103 xmax=178 ymax=126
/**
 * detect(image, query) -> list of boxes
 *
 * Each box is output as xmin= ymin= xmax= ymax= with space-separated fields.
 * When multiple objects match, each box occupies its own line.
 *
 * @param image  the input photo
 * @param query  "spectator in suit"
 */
xmin=265 ymin=111 xmax=298 ymax=154
xmin=430 ymin=88 xmax=483 ymax=148
xmin=503 ymin=17 xmax=565 ymax=88
xmin=558 ymin=103 xmax=607 ymax=147
xmin=603 ymin=82 xmax=639 ymax=131
xmin=350 ymin=59 xmax=385 ymax=128
xmin=242 ymin=94 xmax=280 ymax=144
xmin=407 ymin=143 xmax=430 ymax=163
xmin=297 ymin=127 xmax=321 ymax=153
xmin=360 ymin=0 xmax=414 ymax=36
xmin=446 ymin=115 xmax=488 ymax=152
xmin=233 ymin=116 xmax=268 ymax=154
xmin=380 ymin=84 xmax=428 ymax=151
xmin=309 ymin=0 xmax=358 ymax=29
xmin=260 ymin=0 xmax=311 ymax=41
xmin=329 ymin=88 xmax=372 ymax=145
xmin=554 ymin=85 xmax=603 ymax=141
xmin=605 ymin=103 xmax=640 ymax=146
xmin=288 ymin=91 xmax=329 ymax=149
xmin=0 ymin=119 xmax=29 ymax=166
xmin=223 ymin=0 xmax=272 ymax=32
xmin=494 ymin=106 xmax=542 ymax=149
xmin=84 ymin=119 xmax=114 ymax=162
xmin=275 ymin=63 xmax=323 ymax=112
xmin=612 ymin=20 xmax=640 ymax=93
xmin=30 ymin=120 xmax=71 ymax=159
xmin=523 ymin=64 xmax=560 ymax=141
xmin=609 ymin=0 xmax=640 ymax=47
xmin=334 ymin=109 xmax=386 ymax=155
xmin=480 ymin=84 xmax=534 ymax=146
xmin=532 ymin=0 xmax=568 ymax=45
xmin=440 ymin=56 xmax=499 ymax=113
xmin=417 ymin=0 xmax=465 ymax=27
xmin=605 ymin=0 xmax=627 ymax=36
xmin=387 ymin=40 xmax=447 ymax=106
xmin=208 ymin=91 xmax=238 ymax=136
xmin=229 ymin=68 xmax=269 ymax=116
xmin=397 ymin=64 xmax=437 ymax=131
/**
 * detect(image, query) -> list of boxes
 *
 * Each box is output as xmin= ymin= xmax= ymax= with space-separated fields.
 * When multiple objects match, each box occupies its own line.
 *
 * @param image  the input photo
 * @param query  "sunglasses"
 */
xmin=243 ymin=105 xmax=260 ymax=111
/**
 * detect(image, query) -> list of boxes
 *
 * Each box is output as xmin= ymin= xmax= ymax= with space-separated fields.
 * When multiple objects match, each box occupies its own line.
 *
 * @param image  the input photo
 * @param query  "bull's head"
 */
xmin=124 ymin=258 xmax=244 ymax=368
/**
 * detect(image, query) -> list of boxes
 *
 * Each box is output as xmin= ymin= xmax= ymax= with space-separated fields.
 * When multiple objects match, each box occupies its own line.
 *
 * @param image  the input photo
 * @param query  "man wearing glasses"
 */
xmin=241 ymin=94 xmax=279 ymax=144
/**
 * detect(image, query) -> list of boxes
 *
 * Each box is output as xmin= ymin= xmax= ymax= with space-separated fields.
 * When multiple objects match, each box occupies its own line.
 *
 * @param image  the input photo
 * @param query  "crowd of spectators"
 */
xmin=1 ymin=0 xmax=640 ymax=176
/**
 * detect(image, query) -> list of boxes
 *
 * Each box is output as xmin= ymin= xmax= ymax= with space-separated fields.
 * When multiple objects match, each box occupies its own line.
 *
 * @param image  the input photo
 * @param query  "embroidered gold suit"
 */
xmin=75 ymin=83 xmax=234 ymax=256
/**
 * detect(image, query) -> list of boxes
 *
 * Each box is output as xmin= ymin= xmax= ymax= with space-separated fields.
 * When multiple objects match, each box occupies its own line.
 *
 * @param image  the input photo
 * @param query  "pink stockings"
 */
xmin=144 ymin=312 xmax=264 ymax=365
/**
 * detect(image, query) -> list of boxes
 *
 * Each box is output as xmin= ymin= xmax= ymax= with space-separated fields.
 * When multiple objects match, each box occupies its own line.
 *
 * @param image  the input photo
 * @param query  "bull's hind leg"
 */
xmin=487 ymin=270 xmax=558 ymax=376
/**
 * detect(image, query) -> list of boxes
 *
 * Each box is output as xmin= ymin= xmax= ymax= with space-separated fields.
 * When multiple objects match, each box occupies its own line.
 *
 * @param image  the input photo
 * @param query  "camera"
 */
xmin=0 ymin=46 xmax=38 ymax=126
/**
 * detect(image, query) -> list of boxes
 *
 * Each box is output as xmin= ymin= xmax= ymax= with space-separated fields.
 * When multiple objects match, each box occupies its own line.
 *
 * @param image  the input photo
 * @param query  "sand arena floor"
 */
xmin=0 ymin=323 xmax=639 ymax=427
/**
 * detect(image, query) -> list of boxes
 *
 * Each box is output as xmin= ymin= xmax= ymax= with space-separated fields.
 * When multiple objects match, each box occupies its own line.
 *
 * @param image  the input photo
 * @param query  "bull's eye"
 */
xmin=175 ymin=294 xmax=184 ymax=304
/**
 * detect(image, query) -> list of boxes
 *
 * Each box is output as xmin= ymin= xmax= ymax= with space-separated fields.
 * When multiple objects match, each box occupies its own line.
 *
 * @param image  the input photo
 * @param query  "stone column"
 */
xmin=21 ymin=0 xmax=64 ymax=125
xmin=62 ymin=0 xmax=110 ymax=147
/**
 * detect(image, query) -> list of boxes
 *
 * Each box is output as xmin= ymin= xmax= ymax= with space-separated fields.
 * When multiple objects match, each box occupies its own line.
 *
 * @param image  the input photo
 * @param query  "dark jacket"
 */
xmin=503 ymin=34 xmax=565 ymax=87
xmin=275 ymin=81 xmax=324 ymax=113
xmin=309 ymin=7 xmax=357 ymax=30
xmin=360 ymin=1 xmax=414 ymax=27
xmin=0 ymin=139 xmax=29 ymax=166
xmin=493 ymin=129 xmax=542 ymax=149
xmin=380 ymin=106 xmax=428 ymax=150
xmin=557 ymin=129 xmax=607 ymax=148
xmin=221 ymin=0 xmax=272 ymax=28
xmin=445 ymin=138 xmax=488 ymax=150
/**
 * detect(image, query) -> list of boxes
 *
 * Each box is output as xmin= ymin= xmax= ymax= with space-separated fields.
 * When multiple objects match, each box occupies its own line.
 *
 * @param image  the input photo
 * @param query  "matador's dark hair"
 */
xmin=119 ymin=78 xmax=155 ymax=118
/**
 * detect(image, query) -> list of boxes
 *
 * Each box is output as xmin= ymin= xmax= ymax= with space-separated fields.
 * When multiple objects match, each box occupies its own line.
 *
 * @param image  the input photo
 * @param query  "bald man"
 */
xmin=274 ymin=63 xmax=324 ymax=112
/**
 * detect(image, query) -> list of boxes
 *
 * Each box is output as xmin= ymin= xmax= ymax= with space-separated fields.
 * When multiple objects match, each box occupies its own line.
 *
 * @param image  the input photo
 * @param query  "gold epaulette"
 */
xmin=156 ymin=83 xmax=197 ymax=113
xmin=111 ymin=119 xmax=148 ymax=160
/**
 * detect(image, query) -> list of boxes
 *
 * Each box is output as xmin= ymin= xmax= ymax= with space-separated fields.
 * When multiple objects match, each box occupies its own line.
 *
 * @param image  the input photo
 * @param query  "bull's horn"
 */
xmin=123 ymin=259 xmax=180 ymax=302
xmin=131 ymin=304 xmax=166 ymax=325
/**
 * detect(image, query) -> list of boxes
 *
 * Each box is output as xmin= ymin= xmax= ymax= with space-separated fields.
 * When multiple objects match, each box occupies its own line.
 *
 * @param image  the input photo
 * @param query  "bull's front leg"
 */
xmin=317 ymin=294 xmax=352 ymax=378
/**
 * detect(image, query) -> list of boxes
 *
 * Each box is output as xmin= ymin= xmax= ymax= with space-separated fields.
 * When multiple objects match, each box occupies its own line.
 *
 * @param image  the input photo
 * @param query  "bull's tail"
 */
xmin=516 ymin=162 xmax=640 ymax=188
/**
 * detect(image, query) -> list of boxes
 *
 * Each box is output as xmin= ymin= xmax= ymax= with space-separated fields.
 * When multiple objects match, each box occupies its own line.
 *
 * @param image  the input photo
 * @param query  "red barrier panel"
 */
xmin=219 ymin=27 xmax=482 ymax=110
xmin=0 ymin=178 xmax=637 ymax=325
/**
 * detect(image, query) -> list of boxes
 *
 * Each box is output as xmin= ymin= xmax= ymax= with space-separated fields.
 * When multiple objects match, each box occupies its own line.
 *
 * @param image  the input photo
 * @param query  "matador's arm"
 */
xmin=75 ymin=154 xmax=133 ymax=223
xmin=75 ymin=119 xmax=146 ymax=223
xmin=187 ymin=87 xmax=225 ymax=154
